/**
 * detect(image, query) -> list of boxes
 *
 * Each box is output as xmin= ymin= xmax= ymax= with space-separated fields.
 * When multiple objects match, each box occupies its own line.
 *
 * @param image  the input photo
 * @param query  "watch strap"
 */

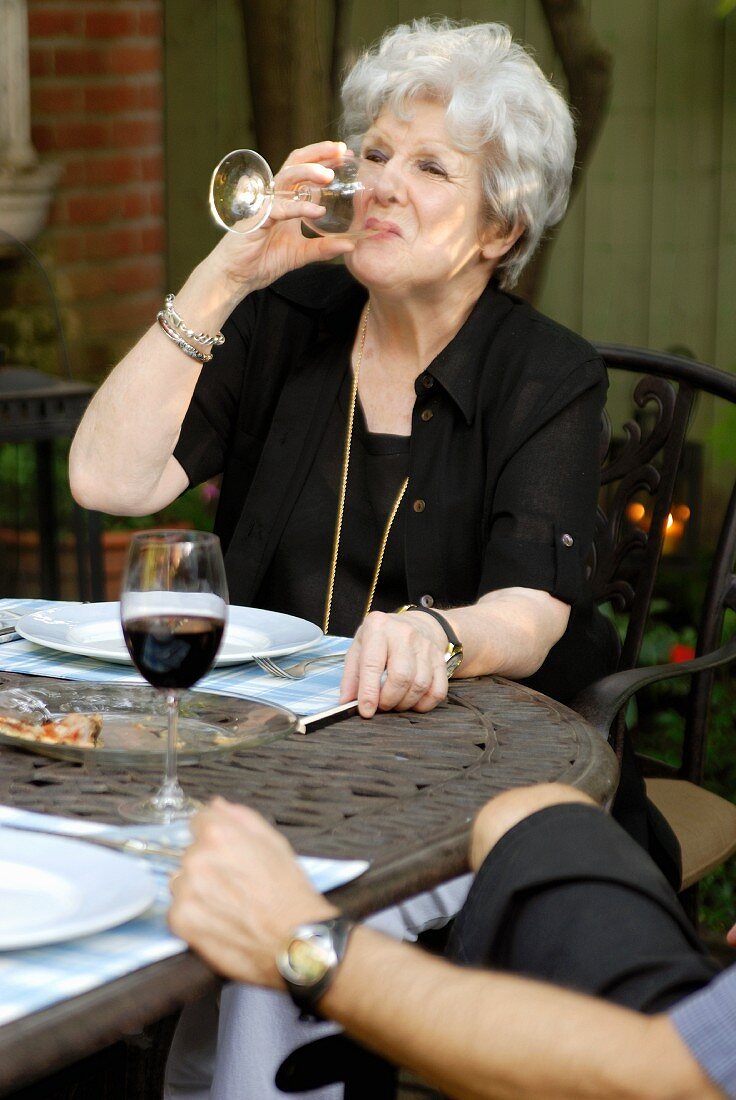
xmin=396 ymin=604 xmax=461 ymax=648
xmin=413 ymin=605 xmax=461 ymax=648
xmin=396 ymin=604 xmax=463 ymax=677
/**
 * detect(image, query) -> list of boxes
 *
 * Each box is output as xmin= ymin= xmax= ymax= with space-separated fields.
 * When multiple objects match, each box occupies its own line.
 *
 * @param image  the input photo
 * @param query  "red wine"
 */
xmin=123 ymin=615 xmax=224 ymax=690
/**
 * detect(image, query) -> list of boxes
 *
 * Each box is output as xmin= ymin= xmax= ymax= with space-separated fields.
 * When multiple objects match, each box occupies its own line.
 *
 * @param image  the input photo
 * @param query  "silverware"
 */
xmin=0 ymin=822 xmax=184 ymax=861
xmin=0 ymin=610 xmax=23 ymax=643
xmin=253 ymin=652 xmax=348 ymax=680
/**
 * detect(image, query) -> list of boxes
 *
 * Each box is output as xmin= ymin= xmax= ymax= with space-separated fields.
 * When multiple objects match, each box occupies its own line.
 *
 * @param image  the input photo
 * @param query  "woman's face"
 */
xmin=346 ymin=99 xmax=513 ymax=299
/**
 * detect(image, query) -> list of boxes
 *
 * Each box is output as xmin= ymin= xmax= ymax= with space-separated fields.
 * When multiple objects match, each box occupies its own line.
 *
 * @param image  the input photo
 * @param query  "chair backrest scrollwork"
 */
xmin=593 ymin=344 xmax=736 ymax=780
xmin=589 ymin=368 xmax=696 ymax=672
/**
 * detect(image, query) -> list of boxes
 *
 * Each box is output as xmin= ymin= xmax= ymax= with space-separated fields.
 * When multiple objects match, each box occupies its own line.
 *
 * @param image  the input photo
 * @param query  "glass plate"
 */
xmin=0 ymin=683 xmax=297 ymax=765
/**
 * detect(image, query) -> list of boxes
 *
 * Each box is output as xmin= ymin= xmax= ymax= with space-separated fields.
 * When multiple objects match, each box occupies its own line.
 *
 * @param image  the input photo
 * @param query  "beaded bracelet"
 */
xmin=156 ymin=311 xmax=212 ymax=363
xmin=163 ymin=294 xmax=225 ymax=348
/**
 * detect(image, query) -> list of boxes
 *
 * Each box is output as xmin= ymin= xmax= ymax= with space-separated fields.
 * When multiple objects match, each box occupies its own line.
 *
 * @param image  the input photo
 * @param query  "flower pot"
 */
xmin=0 ymin=525 xmax=192 ymax=601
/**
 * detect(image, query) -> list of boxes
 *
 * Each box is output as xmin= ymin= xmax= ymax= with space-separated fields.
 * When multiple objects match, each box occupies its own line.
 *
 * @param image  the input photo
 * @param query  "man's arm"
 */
xmin=319 ymin=925 xmax=720 ymax=1100
xmin=168 ymin=798 xmax=722 ymax=1100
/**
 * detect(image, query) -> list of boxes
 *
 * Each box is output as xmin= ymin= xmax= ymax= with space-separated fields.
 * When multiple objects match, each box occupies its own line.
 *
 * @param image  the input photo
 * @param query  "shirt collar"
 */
xmin=425 ymin=278 xmax=517 ymax=424
xmin=271 ymin=265 xmax=516 ymax=424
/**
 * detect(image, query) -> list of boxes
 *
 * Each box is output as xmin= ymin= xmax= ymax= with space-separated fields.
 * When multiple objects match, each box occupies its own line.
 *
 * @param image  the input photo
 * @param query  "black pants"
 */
xmin=278 ymin=804 xmax=719 ymax=1095
xmin=448 ymin=802 xmax=720 ymax=1012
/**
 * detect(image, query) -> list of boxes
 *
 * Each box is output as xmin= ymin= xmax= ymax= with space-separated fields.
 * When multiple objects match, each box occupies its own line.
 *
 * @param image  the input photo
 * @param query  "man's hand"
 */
xmin=339 ymin=610 xmax=449 ymax=718
xmin=168 ymin=798 xmax=337 ymax=984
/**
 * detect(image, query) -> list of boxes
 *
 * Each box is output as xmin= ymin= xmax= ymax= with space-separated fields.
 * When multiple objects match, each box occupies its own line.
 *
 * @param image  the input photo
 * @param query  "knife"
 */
xmin=0 ymin=822 xmax=184 ymax=861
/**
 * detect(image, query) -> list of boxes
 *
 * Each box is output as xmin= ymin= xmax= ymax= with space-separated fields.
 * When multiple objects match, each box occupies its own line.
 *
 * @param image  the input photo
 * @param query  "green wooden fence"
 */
xmin=164 ymin=0 xmax=735 ymax=510
xmin=165 ymin=1 xmax=735 ymax=372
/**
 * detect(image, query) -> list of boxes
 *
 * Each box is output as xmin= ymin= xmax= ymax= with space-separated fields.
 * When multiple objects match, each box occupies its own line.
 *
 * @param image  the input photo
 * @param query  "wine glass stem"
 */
xmin=160 ymin=690 xmax=183 ymax=803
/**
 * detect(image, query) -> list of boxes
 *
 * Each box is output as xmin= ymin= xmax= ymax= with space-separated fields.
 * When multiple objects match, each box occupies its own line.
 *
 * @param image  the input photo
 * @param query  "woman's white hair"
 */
xmin=340 ymin=19 xmax=576 ymax=288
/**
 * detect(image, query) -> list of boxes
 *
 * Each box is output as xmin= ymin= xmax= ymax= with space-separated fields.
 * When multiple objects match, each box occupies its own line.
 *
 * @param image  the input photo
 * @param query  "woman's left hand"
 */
xmin=339 ymin=611 xmax=449 ymax=718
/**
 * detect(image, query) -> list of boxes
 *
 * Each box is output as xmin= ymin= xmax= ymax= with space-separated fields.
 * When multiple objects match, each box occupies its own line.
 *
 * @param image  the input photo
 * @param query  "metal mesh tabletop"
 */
xmin=0 ymin=671 xmax=617 ymax=1095
xmin=0 ymin=672 xmax=617 ymax=912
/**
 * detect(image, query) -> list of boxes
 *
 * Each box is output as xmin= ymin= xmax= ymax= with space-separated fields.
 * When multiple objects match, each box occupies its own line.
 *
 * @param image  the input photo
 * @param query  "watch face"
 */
xmin=286 ymin=937 xmax=332 ymax=984
xmin=279 ymin=927 xmax=338 ymax=987
xmin=445 ymin=649 xmax=463 ymax=677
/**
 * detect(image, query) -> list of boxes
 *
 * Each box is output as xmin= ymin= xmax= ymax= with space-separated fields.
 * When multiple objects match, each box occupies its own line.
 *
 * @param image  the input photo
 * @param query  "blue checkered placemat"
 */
xmin=0 ymin=599 xmax=350 ymax=716
xmin=0 ymin=807 xmax=368 ymax=1026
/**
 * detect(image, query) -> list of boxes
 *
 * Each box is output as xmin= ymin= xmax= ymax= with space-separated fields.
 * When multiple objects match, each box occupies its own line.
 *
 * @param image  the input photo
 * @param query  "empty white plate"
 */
xmin=0 ymin=829 xmax=157 ymax=950
xmin=16 ymin=603 xmax=323 ymax=666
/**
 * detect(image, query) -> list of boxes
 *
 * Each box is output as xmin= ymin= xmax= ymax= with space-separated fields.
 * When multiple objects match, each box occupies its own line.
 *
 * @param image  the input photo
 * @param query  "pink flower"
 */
xmin=200 ymin=481 xmax=220 ymax=505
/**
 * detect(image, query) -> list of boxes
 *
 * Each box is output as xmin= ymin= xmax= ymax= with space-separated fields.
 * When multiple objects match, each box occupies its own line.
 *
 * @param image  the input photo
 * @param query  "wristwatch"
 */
xmin=396 ymin=604 xmax=464 ymax=677
xmin=276 ymin=917 xmax=355 ymax=1016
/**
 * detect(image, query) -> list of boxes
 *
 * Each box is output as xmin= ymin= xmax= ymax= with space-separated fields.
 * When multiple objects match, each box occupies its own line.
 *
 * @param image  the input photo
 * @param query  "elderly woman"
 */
xmin=71 ymin=20 xmax=617 ymax=720
xmin=71 ymin=19 xmax=670 ymax=1099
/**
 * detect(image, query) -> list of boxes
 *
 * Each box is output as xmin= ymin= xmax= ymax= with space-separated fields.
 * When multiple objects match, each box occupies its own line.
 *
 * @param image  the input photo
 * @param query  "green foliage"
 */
xmin=615 ymin=563 xmax=736 ymax=934
xmin=0 ymin=441 xmax=218 ymax=534
xmin=703 ymin=402 xmax=736 ymax=469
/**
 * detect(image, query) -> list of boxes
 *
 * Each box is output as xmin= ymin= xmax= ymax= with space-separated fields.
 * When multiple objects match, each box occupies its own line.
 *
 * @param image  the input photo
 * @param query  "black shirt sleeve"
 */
xmin=173 ymin=294 xmax=259 ymax=488
xmin=478 ymin=368 xmax=607 ymax=605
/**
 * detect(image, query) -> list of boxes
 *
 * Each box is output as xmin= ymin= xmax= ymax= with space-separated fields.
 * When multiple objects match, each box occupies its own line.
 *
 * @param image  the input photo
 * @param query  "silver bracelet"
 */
xmin=163 ymin=294 xmax=225 ymax=347
xmin=157 ymin=312 xmax=212 ymax=363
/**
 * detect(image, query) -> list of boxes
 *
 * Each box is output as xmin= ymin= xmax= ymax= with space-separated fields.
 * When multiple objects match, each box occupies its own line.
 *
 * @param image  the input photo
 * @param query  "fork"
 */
xmin=253 ymin=652 xmax=348 ymax=680
xmin=0 ymin=613 xmax=21 ymax=643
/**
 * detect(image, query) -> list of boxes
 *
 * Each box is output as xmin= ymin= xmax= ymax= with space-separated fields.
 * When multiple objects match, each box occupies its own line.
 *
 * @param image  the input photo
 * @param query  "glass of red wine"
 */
xmin=119 ymin=530 xmax=228 ymax=823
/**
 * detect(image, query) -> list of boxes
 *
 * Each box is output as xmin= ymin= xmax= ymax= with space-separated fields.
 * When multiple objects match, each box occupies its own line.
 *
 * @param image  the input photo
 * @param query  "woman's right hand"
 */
xmin=204 ymin=140 xmax=357 ymax=301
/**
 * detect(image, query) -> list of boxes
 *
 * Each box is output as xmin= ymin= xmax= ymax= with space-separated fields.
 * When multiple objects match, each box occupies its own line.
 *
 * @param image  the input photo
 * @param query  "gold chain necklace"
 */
xmin=323 ymin=302 xmax=410 ymax=634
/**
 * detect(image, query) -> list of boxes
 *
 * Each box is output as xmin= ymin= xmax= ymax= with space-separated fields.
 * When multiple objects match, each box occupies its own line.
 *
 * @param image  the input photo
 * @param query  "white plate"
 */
xmin=0 ymin=829 xmax=157 ymax=950
xmin=16 ymin=602 xmax=323 ymax=666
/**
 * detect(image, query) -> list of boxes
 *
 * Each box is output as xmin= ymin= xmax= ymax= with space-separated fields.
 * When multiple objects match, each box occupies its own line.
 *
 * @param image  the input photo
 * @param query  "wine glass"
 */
xmin=119 ymin=530 xmax=228 ymax=823
xmin=209 ymin=148 xmax=377 ymax=237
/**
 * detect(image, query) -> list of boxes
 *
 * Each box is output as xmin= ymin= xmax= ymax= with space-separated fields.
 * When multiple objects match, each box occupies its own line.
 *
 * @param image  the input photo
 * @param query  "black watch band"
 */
xmin=278 ymin=917 xmax=355 ymax=1017
xmin=399 ymin=604 xmax=461 ymax=648
xmin=396 ymin=604 xmax=463 ymax=678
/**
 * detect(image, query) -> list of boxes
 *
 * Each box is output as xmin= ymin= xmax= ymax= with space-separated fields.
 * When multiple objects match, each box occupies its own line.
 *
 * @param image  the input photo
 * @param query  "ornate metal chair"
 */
xmin=277 ymin=345 xmax=736 ymax=1096
xmin=574 ymin=344 xmax=736 ymax=910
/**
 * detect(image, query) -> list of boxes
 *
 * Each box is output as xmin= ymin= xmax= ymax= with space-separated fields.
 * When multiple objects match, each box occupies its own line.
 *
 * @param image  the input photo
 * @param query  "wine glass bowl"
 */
xmin=301 ymin=155 xmax=373 ymax=237
xmin=210 ymin=149 xmax=276 ymax=234
xmin=209 ymin=148 xmax=376 ymax=238
xmin=119 ymin=530 xmax=228 ymax=824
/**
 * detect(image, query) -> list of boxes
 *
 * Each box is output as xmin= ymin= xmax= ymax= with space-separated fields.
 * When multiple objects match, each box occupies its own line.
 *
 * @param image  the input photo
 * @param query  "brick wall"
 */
xmin=27 ymin=0 xmax=165 ymax=380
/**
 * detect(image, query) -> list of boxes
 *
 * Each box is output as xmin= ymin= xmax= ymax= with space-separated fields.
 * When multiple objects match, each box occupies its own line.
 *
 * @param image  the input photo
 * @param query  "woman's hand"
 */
xmin=339 ymin=611 xmax=449 ymax=718
xmin=204 ymin=140 xmax=356 ymax=299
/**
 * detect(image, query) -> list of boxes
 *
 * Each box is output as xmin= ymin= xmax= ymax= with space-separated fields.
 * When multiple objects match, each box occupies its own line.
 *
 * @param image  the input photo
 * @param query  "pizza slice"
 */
xmin=0 ymin=712 xmax=103 ymax=747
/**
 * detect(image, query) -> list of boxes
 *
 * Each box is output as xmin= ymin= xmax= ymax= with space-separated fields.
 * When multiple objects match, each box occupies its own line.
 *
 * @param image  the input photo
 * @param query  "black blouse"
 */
xmin=174 ymin=264 xmax=619 ymax=702
xmin=255 ymin=370 xmax=410 ymax=637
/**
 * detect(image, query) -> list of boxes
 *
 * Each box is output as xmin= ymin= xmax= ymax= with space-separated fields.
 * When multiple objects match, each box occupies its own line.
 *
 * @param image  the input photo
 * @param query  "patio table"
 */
xmin=0 ymin=669 xmax=617 ymax=1098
